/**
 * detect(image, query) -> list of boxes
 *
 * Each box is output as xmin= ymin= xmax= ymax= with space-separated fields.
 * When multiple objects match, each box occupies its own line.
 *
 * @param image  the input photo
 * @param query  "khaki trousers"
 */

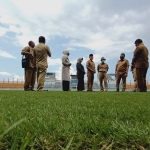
xmin=136 ymin=68 xmax=148 ymax=92
xmin=87 ymin=71 xmax=94 ymax=91
xmin=116 ymin=73 xmax=127 ymax=91
xmin=132 ymin=68 xmax=138 ymax=91
xmin=24 ymin=68 xmax=36 ymax=90
xmin=37 ymin=67 xmax=46 ymax=91
xmin=98 ymin=72 xmax=108 ymax=91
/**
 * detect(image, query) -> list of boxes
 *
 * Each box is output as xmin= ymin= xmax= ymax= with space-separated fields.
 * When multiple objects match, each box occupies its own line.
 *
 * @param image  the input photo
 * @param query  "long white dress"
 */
xmin=62 ymin=55 xmax=70 ymax=81
xmin=61 ymin=50 xmax=70 ymax=91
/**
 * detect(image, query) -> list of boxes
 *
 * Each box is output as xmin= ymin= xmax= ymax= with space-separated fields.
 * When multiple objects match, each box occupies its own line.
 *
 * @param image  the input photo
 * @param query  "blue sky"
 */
xmin=0 ymin=0 xmax=150 ymax=84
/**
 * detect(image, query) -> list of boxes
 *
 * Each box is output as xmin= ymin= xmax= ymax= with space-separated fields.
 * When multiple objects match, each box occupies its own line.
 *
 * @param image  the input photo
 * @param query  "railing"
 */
xmin=0 ymin=81 xmax=24 ymax=84
xmin=0 ymin=79 xmax=24 ymax=84
xmin=0 ymin=79 xmax=149 ymax=90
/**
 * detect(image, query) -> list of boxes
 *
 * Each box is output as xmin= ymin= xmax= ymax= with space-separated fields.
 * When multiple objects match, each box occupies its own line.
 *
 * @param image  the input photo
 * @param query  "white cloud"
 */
xmin=48 ymin=58 xmax=61 ymax=66
xmin=13 ymin=75 xmax=24 ymax=81
xmin=0 ymin=26 xmax=9 ymax=36
xmin=0 ymin=72 xmax=12 ymax=76
xmin=0 ymin=0 xmax=150 ymax=59
xmin=8 ymin=25 xmax=21 ymax=34
xmin=0 ymin=72 xmax=24 ymax=81
xmin=55 ymin=66 xmax=62 ymax=80
xmin=0 ymin=50 xmax=16 ymax=59
xmin=65 ymin=47 xmax=76 ymax=51
xmin=70 ymin=66 xmax=76 ymax=75
xmin=11 ymin=0 xmax=65 ymax=17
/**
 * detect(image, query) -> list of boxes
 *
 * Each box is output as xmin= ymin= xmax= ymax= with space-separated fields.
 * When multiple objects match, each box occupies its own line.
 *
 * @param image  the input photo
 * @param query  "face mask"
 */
xmin=120 ymin=56 xmax=124 ymax=60
xmin=101 ymin=60 xmax=105 ymax=63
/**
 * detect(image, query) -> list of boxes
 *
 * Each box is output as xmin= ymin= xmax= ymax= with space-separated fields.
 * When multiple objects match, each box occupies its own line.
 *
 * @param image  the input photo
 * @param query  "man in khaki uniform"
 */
xmin=21 ymin=41 xmax=36 ymax=91
xmin=33 ymin=36 xmax=51 ymax=91
xmin=115 ymin=53 xmax=129 ymax=92
xmin=86 ymin=54 xmax=96 ymax=91
xmin=131 ymin=39 xmax=149 ymax=92
xmin=97 ymin=57 xmax=109 ymax=92
xmin=131 ymin=63 xmax=138 ymax=92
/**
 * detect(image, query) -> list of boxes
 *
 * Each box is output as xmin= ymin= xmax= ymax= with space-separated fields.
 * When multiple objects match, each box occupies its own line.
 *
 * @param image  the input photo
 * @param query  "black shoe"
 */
xmin=131 ymin=90 xmax=136 ymax=92
xmin=24 ymin=88 xmax=31 ymax=91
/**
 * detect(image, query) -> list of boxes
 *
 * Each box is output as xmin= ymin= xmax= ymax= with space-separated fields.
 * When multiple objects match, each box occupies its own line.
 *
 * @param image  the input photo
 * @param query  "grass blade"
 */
xmin=62 ymin=136 xmax=74 ymax=150
xmin=10 ymin=137 xmax=18 ymax=150
xmin=0 ymin=118 xmax=26 ymax=139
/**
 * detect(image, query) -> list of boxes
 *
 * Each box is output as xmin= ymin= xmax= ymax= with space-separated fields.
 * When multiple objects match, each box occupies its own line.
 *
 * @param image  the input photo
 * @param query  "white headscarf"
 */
xmin=62 ymin=50 xmax=70 ymax=57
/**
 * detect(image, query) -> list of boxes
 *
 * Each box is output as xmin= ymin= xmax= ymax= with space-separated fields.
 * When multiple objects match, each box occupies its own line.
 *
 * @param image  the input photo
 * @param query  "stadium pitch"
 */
xmin=0 ymin=91 xmax=150 ymax=149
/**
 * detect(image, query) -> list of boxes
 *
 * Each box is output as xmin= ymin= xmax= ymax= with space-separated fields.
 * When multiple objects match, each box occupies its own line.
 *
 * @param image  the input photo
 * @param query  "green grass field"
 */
xmin=0 ymin=91 xmax=150 ymax=150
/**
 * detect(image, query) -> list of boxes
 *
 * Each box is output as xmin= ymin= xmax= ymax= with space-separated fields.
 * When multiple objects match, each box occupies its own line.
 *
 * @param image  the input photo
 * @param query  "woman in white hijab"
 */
xmin=61 ymin=50 xmax=71 ymax=91
xmin=76 ymin=57 xmax=85 ymax=91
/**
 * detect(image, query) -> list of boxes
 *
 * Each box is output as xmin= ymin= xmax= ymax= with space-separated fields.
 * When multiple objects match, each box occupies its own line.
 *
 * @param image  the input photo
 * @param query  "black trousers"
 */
xmin=62 ymin=80 xmax=70 ymax=91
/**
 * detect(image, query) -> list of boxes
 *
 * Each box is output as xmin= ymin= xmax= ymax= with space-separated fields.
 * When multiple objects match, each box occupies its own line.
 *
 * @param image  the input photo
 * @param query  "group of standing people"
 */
xmin=75 ymin=54 xmax=110 ymax=92
xmin=115 ymin=41 xmax=149 ymax=93
xmin=21 ymin=36 xmax=51 ymax=91
xmin=21 ymin=37 xmax=149 ymax=92
xmin=63 ymin=39 xmax=149 ymax=92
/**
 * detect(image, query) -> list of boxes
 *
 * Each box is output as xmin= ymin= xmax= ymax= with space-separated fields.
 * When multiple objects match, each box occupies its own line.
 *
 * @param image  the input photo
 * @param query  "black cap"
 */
xmin=134 ymin=39 xmax=143 ymax=44
xmin=121 ymin=53 xmax=125 ymax=57
xmin=89 ymin=54 xmax=93 ymax=57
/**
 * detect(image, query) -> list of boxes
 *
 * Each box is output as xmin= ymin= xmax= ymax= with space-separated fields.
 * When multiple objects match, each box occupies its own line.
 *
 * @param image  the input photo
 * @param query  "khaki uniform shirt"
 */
xmin=134 ymin=43 xmax=149 ymax=68
xmin=33 ymin=43 xmax=51 ymax=69
xmin=116 ymin=59 xmax=129 ymax=75
xmin=21 ymin=46 xmax=35 ymax=68
xmin=97 ymin=63 xmax=109 ymax=73
xmin=86 ymin=60 xmax=95 ymax=73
